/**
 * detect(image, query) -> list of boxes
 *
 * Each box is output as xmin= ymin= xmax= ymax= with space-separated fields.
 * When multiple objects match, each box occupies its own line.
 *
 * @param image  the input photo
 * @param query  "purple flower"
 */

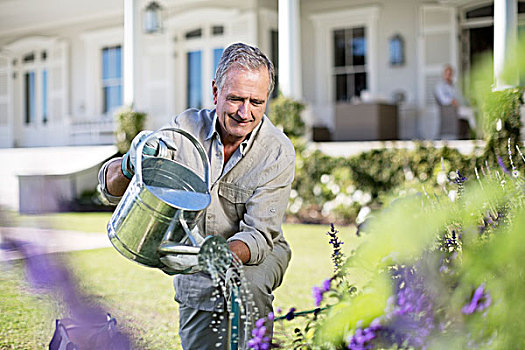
xmin=312 ymin=286 xmax=324 ymax=307
xmin=248 ymin=315 xmax=272 ymax=349
xmin=454 ymin=170 xmax=467 ymax=184
xmin=497 ymin=155 xmax=511 ymax=175
xmin=255 ymin=318 xmax=265 ymax=329
xmin=462 ymin=283 xmax=492 ymax=315
xmin=327 ymin=224 xmax=345 ymax=271
xmin=389 ymin=265 xmax=435 ymax=347
xmin=347 ymin=325 xmax=378 ymax=350
xmin=312 ymin=278 xmax=332 ymax=307
xmin=322 ymin=278 xmax=332 ymax=292
xmin=3 ymin=239 xmax=132 ymax=349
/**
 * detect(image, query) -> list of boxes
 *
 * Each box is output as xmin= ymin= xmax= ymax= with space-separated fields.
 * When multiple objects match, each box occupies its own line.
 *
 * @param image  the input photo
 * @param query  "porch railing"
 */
xmin=69 ymin=118 xmax=116 ymax=146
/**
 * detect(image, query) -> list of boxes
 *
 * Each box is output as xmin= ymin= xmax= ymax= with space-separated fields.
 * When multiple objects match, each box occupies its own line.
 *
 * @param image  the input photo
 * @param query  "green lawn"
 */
xmin=1 ymin=213 xmax=362 ymax=349
xmin=9 ymin=212 xmax=113 ymax=234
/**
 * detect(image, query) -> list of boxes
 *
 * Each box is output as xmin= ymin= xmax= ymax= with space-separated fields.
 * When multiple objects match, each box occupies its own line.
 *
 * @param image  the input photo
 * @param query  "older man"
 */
xmin=434 ymin=64 xmax=474 ymax=139
xmin=98 ymin=43 xmax=295 ymax=349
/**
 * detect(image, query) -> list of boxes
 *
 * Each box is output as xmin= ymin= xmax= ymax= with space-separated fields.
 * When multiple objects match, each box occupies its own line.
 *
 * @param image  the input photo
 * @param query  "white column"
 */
xmin=123 ymin=0 xmax=140 ymax=108
xmin=278 ymin=0 xmax=302 ymax=99
xmin=494 ymin=0 xmax=518 ymax=90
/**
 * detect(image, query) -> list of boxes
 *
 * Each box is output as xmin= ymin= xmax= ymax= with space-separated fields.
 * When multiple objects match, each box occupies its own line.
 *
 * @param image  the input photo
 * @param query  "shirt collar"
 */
xmin=205 ymin=109 xmax=264 ymax=156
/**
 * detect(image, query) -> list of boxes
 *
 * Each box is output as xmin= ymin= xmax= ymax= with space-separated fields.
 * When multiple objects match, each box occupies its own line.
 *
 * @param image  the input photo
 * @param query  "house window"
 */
xmin=185 ymin=29 xmax=202 ymax=40
xmin=213 ymin=48 xmax=224 ymax=77
xmin=271 ymin=29 xmax=279 ymax=98
xmin=179 ymin=24 xmax=228 ymax=109
xmin=187 ymin=50 xmax=202 ymax=108
xmin=101 ymin=45 xmax=122 ymax=114
xmin=42 ymin=69 xmax=48 ymax=123
xmin=24 ymin=71 xmax=36 ymax=124
xmin=212 ymin=25 xmax=224 ymax=36
xmin=333 ymin=27 xmax=367 ymax=102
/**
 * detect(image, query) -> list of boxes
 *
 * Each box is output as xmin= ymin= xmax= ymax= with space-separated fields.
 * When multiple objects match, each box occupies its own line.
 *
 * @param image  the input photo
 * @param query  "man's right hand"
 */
xmin=121 ymin=130 xmax=159 ymax=179
xmin=121 ymin=130 xmax=179 ymax=179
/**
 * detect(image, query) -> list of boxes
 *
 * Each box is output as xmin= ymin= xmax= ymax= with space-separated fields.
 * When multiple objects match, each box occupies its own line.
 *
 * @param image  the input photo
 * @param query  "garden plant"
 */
xmin=255 ymin=39 xmax=525 ymax=349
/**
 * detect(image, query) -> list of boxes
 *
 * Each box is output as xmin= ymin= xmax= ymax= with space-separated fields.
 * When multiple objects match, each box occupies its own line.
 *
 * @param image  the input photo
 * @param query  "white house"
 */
xmin=0 ymin=0 xmax=524 ymax=148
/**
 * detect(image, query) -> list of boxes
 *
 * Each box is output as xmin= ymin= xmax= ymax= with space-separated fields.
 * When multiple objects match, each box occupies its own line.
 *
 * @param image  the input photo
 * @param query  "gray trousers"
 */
xmin=178 ymin=241 xmax=290 ymax=350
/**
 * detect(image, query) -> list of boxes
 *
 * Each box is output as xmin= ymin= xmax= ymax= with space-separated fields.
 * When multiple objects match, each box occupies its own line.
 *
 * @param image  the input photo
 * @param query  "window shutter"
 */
xmin=48 ymin=41 xmax=68 ymax=123
xmin=418 ymin=5 xmax=458 ymax=139
xmin=144 ymin=51 xmax=169 ymax=121
xmin=0 ymin=53 xmax=12 ymax=146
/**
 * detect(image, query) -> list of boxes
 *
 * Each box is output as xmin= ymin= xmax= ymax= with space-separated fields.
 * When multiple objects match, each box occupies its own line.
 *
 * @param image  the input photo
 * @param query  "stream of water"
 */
xmin=200 ymin=245 xmax=258 ymax=349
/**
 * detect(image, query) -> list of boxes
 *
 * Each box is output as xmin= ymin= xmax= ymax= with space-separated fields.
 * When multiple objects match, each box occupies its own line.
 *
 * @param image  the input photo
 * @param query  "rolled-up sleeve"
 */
xmin=226 ymin=153 xmax=295 ymax=265
xmin=97 ymin=158 xmax=124 ymax=206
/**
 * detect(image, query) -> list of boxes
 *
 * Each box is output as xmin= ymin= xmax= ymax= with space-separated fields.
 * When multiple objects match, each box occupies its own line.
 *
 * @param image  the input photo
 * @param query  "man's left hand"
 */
xmin=160 ymin=254 xmax=201 ymax=275
xmin=228 ymin=240 xmax=250 ymax=264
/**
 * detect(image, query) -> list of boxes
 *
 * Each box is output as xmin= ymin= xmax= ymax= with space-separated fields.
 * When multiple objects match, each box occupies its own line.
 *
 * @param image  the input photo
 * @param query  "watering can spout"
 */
xmin=158 ymin=235 xmax=232 ymax=274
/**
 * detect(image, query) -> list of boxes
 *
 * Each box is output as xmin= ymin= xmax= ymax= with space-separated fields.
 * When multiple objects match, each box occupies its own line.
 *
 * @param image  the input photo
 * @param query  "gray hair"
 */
xmin=214 ymin=42 xmax=275 ymax=96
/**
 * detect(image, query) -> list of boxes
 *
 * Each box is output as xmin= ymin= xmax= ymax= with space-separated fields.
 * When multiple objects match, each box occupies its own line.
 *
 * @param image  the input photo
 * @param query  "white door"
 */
xmin=418 ymin=5 xmax=458 ymax=139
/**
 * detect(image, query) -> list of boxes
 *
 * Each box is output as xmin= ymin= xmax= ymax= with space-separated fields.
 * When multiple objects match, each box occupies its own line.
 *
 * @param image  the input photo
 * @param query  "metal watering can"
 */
xmin=107 ymin=127 xmax=230 ymax=273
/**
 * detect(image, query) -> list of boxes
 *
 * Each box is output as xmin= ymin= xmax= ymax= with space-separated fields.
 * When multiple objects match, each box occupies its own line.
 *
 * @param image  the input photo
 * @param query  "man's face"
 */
xmin=212 ymin=65 xmax=269 ymax=145
xmin=444 ymin=67 xmax=454 ymax=83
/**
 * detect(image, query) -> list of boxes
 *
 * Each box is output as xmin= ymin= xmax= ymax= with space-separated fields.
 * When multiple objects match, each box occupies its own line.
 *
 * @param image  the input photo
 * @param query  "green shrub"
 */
xmin=479 ymin=88 xmax=524 ymax=170
xmin=289 ymin=140 xmax=478 ymax=225
xmin=114 ymin=107 xmax=147 ymax=154
xmin=269 ymin=94 xmax=306 ymax=138
xmin=467 ymin=38 xmax=524 ymax=171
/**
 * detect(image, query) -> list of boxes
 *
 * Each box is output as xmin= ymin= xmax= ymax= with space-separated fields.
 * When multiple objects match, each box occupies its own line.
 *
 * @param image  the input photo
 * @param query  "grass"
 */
xmin=1 ymin=213 xmax=363 ymax=349
xmin=8 ymin=212 xmax=112 ymax=234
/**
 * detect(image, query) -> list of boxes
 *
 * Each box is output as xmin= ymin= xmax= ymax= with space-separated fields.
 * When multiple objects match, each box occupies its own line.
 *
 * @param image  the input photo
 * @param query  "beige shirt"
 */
xmin=98 ymin=108 xmax=295 ymax=266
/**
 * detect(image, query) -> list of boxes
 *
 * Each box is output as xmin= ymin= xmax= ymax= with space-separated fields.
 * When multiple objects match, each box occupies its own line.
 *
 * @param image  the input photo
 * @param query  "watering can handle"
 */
xmin=134 ymin=127 xmax=211 ymax=192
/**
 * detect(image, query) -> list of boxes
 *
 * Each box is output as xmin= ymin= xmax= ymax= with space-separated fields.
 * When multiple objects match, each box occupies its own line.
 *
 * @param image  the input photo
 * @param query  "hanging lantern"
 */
xmin=143 ymin=1 xmax=164 ymax=34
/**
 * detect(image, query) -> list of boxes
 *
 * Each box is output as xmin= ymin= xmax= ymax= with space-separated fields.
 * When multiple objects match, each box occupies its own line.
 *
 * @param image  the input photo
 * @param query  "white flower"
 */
xmin=419 ymin=172 xmax=428 ymax=181
xmin=343 ymin=195 xmax=354 ymax=206
xmin=352 ymin=189 xmax=364 ymax=203
xmin=288 ymin=197 xmax=303 ymax=214
xmin=334 ymin=193 xmax=345 ymax=205
xmin=360 ymin=192 xmax=372 ymax=205
xmin=346 ymin=185 xmax=356 ymax=194
xmin=448 ymin=190 xmax=457 ymax=202
xmin=289 ymin=202 xmax=301 ymax=214
xmin=329 ymin=183 xmax=340 ymax=195
xmin=356 ymin=206 xmax=371 ymax=224
xmin=437 ymin=172 xmax=447 ymax=185
xmin=320 ymin=174 xmax=330 ymax=184
xmin=290 ymin=189 xmax=298 ymax=199
xmin=313 ymin=185 xmax=322 ymax=196
xmin=496 ymin=118 xmax=502 ymax=131
xmin=322 ymin=200 xmax=335 ymax=216
xmin=404 ymin=170 xmax=414 ymax=181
